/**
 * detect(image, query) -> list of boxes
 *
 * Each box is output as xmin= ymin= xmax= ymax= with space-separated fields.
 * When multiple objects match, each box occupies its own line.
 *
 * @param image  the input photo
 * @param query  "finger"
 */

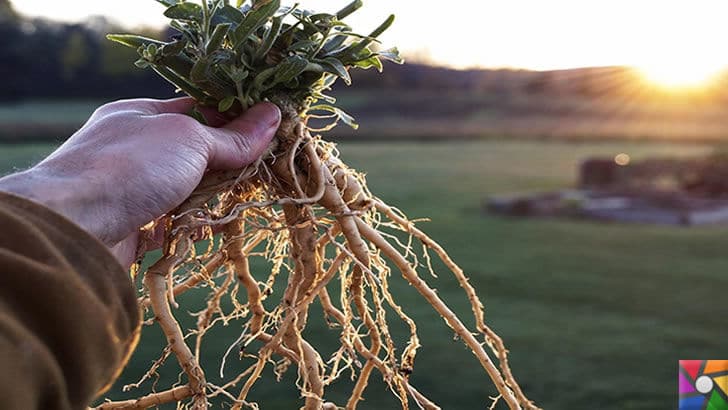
xmin=93 ymin=97 xmax=196 ymax=119
xmin=206 ymin=102 xmax=281 ymax=170
xmin=110 ymin=231 xmax=141 ymax=270
xmin=136 ymin=97 xmax=198 ymax=115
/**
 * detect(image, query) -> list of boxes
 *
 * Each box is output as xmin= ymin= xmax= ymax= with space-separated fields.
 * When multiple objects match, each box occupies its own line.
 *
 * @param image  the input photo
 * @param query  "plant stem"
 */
xmin=201 ymin=0 xmax=211 ymax=42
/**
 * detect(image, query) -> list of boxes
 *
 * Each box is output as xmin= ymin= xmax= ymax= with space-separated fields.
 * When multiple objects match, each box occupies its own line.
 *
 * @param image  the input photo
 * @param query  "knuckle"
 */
xmin=92 ymin=99 xmax=147 ymax=119
xmin=174 ymin=113 xmax=203 ymax=130
xmin=173 ymin=115 xmax=214 ymax=153
xmin=93 ymin=98 xmax=166 ymax=119
xmin=230 ymin=131 xmax=253 ymax=157
xmin=86 ymin=111 xmax=136 ymax=133
xmin=93 ymin=99 xmax=135 ymax=116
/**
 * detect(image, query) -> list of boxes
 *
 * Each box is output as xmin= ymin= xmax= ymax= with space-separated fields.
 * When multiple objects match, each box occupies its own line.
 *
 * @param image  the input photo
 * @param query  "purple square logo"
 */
xmin=679 ymin=360 xmax=728 ymax=409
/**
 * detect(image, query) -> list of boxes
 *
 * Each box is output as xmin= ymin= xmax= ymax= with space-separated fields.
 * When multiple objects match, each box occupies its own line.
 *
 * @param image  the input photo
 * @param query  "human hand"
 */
xmin=0 ymin=97 xmax=280 ymax=267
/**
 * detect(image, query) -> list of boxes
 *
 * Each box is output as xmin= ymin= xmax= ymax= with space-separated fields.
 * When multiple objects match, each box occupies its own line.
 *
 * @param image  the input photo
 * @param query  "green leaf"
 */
xmin=152 ymin=65 xmax=210 ymax=103
xmin=289 ymin=40 xmax=318 ymax=52
xmin=273 ymin=55 xmax=309 ymax=85
xmin=354 ymin=56 xmax=383 ymax=72
xmin=318 ymin=57 xmax=351 ymax=85
xmin=134 ymin=58 xmax=151 ymax=69
xmin=211 ymin=5 xmax=244 ymax=26
xmin=223 ymin=65 xmax=249 ymax=83
xmin=252 ymin=66 xmax=278 ymax=90
xmin=370 ymin=14 xmax=395 ymax=39
xmin=284 ymin=77 xmax=300 ymax=88
xmin=164 ymin=3 xmax=203 ymax=21
xmin=291 ymin=7 xmax=313 ymax=19
xmin=209 ymin=48 xmax=236 ymax=64
xmin=338 ymin=44 xmax=375 ymax=66
xmin=255 ymin=15 xmax=283 ymax=61
xmin=190 ymin=58 xmax=212 ymax=83
xmin=317 ymin=19 xmax=348 ymax=32
xmin=142 ymin=43 xmax=160 ymax=61
xmin=161 ymin=40 xmax=186 ymax=56
xmin=218 ymin=96 xmax=236 ymax=112
xmin=377 ymin=47 xmax=404 ymax=64
xmin=206 ymin=23 xmax=230 ymax=53
xmin=146 ymin=43 xmax=159 ymax=55
xmin=321 ymin=73 xmax=338 ymax=88
xmin=107 ymin=34 xmax=165 ymax=50
xmin=297 ymin=15 xmax=323 ymax=36
xmin=232 ymin=0 xmax=280 ymax=49
xmin=336 ymin=0 xmax=363 ymax=20
xmin=310 ymin=13 xmax=335 ymax=24
xmin=347 ymin=14 xmax=394 ymax=56
xmin=168 ymin=20 xmax=195 ymax=42
xmin=159 ymin=53 xmax=195 ymax=77
xmin=320 ymin=34 xmax=348 ymax=55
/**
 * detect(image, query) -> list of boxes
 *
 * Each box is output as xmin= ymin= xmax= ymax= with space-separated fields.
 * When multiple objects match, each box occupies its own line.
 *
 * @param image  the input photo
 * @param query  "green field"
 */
xmin=1 ymin=140 xmax=726 ymax=409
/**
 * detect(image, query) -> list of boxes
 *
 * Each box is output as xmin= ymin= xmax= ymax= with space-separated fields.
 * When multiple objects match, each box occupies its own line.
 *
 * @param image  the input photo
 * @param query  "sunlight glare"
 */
xmin=637 ymin=60 xmax=727 ymax=90
xmin=629 ymin=2 xmax=728 ymax=90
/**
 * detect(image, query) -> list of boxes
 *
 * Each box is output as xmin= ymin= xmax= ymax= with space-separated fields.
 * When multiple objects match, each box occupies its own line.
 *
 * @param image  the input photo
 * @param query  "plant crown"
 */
xmin=108 ymin=0 xmax=402 ymax=130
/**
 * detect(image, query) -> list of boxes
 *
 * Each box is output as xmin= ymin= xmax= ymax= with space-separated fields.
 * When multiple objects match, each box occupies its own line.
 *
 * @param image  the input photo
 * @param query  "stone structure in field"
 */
xmin=487 ymin=154 xmax=728 ymax=226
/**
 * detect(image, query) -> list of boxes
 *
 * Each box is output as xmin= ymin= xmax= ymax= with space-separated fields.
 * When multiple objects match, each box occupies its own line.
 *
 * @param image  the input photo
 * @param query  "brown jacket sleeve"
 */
xmin=0 ymin=192 xmax=140 ymax=410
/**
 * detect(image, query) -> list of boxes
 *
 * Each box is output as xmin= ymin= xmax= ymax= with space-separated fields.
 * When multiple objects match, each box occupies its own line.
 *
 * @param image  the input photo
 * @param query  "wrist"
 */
xmin=0 ymin=167 xmax=114 ymax=245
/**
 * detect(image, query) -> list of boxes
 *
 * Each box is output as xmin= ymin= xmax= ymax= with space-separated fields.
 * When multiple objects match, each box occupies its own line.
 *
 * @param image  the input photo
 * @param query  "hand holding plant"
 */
xmin=98 ymin=1 xmax=538 ymax=409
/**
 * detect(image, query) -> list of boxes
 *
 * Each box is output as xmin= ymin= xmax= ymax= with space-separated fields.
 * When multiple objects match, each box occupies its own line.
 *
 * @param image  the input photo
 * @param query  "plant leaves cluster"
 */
xmin=108 ymin=0 xmax=402 ymax=129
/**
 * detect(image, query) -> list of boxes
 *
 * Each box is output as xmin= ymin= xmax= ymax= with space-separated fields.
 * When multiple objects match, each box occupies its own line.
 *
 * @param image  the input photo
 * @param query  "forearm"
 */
xmin=0 ymin=168 xmax=114 ymax=245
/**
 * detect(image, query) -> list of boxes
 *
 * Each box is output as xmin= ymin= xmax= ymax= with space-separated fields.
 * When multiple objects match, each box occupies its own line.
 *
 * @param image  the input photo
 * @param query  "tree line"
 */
xmin=0 ymin=0 xmax=175 ymax=101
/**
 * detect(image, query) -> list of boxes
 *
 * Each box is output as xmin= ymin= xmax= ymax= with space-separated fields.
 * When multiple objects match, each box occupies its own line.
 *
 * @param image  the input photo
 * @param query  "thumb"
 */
xmin=206 ymin=103 xmax=281 ymax=170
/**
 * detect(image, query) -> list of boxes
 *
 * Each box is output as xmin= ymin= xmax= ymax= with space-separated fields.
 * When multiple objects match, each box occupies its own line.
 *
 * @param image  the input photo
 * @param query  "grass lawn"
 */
xmin=1 ymin=140 xmax=725 ymax=409
xmin=0 ymin=100 xmax=101 ymax=126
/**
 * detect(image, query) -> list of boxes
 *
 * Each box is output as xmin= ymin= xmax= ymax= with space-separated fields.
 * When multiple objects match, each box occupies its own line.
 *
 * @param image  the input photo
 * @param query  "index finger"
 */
xmin=91 ymin=97 xmax=197 ymax=120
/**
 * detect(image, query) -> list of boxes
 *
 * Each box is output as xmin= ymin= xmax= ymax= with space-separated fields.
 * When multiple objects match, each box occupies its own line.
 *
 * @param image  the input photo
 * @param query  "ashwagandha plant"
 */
xmin=101 ymin=1 xmax=538 ymax=409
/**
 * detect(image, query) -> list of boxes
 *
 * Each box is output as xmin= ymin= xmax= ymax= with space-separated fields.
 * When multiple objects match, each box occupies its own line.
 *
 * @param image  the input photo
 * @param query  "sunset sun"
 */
xmin=631 ymin=13 xmax=728 ymax=91
xmin=637 ymin=60 xmax=727 ymax=90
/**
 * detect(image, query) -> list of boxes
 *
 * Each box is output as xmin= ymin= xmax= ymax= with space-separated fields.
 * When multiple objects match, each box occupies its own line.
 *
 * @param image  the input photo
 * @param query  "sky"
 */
xmin=10 ymin=0 xmax=728 ymax=76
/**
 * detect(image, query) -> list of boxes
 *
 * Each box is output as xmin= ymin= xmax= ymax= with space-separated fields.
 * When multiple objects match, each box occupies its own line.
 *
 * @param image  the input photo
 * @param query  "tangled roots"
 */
xmin=96 ymin=121 xmax=538 ymax=410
